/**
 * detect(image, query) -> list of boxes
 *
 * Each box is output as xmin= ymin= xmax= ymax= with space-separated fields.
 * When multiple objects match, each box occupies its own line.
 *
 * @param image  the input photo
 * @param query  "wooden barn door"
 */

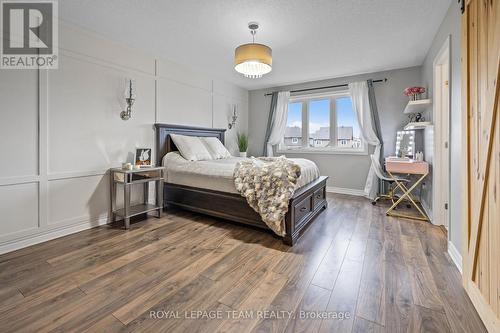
xmin=461 ymin=0 xmax=500 ymax=332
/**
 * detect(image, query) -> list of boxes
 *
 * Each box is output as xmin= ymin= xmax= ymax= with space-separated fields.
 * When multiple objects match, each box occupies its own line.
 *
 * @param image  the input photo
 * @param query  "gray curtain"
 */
xmin=263 ymin=92 xmax=278 ymax=156
xmin=367 ymin=79 xmax=384 ymax=193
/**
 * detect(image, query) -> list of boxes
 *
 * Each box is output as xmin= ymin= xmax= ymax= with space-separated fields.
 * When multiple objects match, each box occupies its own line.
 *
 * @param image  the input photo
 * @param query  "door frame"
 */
xmin=432 ymin=35 xmax=451 ymax=231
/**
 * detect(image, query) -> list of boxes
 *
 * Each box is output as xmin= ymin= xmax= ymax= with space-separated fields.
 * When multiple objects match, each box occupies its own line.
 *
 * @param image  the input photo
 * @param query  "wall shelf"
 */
xmin=404 ymin=121 xmax=432 ymax=130
xmin=403 ymin=99 xmax=432 ymax=114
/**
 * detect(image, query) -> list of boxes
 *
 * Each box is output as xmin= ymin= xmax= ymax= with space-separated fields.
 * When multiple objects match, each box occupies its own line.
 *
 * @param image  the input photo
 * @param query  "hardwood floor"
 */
xmin=0 ymin=194 xmax=487 ymax=333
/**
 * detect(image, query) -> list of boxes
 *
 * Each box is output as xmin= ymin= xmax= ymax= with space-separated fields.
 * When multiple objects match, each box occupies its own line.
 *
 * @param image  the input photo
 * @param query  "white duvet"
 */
xmin=162 ymin=152 xmax=320 ymax=194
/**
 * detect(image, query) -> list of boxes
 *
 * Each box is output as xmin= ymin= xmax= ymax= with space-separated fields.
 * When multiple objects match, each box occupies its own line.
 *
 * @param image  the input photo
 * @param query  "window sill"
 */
xmin=277 ymin=148 xmax=368 ymax=156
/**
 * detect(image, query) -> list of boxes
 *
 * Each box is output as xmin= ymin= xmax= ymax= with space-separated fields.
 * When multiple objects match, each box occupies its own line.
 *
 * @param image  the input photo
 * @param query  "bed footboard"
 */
xmin=283 ymin=176 xmax=328 ymax=245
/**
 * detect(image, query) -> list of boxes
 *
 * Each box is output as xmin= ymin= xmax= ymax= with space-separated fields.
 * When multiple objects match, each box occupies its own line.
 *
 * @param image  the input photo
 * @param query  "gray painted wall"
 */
xmin=248 ymin=66 xmax=422 ymax=191
xmin=421 ymin=1 xmax=462 ymax=252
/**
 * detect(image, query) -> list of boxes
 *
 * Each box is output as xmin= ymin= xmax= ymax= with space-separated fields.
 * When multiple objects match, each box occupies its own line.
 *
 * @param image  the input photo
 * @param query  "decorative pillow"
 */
xmin=170 ymin=134 xmax=212 ymax=161
xmin=201 ymin=137 xmax=232 ymax=159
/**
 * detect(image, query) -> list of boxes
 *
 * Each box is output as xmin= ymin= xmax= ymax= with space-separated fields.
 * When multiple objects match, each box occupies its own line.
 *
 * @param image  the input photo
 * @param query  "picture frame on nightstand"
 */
xmin=134 ymin=148 xmax=152 ymax=167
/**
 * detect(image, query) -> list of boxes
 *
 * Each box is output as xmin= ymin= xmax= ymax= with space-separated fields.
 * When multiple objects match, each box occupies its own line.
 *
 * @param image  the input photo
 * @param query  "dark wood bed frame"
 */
xmin=155 ymin=123 xmax=328 ymax=245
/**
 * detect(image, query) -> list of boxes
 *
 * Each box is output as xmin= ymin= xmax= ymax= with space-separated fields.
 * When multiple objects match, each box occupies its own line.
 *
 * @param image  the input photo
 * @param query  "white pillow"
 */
xmin=170 ymin=134 xmax=212 ymax=161
xmin=201 ymin=137 xmax=232 ymax=159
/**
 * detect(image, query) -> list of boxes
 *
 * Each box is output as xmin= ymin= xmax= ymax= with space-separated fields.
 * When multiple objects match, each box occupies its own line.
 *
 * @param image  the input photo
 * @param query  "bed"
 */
xmin=154 ymin=123 xmax=328 ymax=245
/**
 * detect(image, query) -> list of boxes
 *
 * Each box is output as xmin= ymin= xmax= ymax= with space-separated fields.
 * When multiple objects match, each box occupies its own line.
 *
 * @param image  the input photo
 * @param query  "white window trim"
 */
xmin=279 ymin=90 xmax=368 ymax=155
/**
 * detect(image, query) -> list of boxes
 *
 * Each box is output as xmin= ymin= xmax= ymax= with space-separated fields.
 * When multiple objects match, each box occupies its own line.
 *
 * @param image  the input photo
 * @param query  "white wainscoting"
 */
xmin=0 ymin=183 xmax=39 ymax=237
xmin=0 ymin=20 xmax=248 ymax=254
xmin=212 ymin=87 xmax=249 ymax=154
xmin=48 ymin=54 xmax=156 ymax=174
xmin=0 ymin=70 xmax=39 ymax=178
xmin=156 ymin=76 xmax=212 ymax=127
xmin=47 ymin=175 xmax=109 ymax=227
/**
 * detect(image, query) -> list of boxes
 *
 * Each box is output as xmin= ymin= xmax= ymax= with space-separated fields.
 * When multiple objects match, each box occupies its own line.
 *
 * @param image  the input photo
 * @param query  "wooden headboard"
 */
xmin=154 ymin=123 xmax=226 ymax=165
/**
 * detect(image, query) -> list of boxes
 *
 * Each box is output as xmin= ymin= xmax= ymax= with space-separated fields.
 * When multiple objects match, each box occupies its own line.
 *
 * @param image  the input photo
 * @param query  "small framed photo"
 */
xmin=135 ymin=148 xmax=152 ymax=167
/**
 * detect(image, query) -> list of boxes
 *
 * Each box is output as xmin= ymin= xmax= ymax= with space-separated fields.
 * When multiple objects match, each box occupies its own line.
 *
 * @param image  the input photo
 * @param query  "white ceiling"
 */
xmin=59 ymin=0 xmax=452 ymax=90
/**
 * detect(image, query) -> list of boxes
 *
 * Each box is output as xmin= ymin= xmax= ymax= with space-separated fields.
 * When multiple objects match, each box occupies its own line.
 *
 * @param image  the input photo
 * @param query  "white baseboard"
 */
xmin=0 ymin=217 xmax=109 ymax=255
xmin=326 ymin=186 xmax=365 ymax=197
xmin=448 ymin=241 xmax=463 ymax=274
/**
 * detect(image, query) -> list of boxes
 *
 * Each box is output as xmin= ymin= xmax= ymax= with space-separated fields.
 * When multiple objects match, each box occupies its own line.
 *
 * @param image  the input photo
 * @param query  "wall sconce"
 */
xmin=120 ymin=79 xmax=135 ymax=120
xmin=228 ymin=104 xmax=238 ymax=129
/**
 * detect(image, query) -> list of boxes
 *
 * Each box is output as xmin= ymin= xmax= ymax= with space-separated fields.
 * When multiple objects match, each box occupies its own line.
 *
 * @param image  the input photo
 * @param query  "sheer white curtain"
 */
xmin=265 ymin=91 xmax=290 ymax=156
xmin=348 ymin=81 xmax=381 ymax=199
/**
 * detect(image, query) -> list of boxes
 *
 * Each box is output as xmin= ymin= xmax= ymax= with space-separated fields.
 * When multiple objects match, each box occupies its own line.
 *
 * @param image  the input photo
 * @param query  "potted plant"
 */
xmin=237 ymin=132 xmax=248 ymax=158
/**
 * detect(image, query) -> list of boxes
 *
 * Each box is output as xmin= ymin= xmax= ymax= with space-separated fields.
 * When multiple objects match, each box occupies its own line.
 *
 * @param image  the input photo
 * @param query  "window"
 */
xmin=336 ymin=97 xmax=362 ymax=149
xmin=280 ymin=91 xmax=365 ymax=153
xmin=283 ymin=102 xmax=303 ymax=148
xmin=309 ymin=99 xmax=330 ymax=148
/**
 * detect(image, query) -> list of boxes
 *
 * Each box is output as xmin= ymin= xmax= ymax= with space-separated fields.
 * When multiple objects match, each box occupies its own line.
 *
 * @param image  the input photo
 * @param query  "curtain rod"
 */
xmin=264 ymin=78 xmax=388 ymax=96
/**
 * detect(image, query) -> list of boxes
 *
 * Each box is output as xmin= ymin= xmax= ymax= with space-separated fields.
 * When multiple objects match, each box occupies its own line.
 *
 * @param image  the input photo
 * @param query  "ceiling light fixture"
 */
xmin=234 ymin=22 xmax=272 ymax=79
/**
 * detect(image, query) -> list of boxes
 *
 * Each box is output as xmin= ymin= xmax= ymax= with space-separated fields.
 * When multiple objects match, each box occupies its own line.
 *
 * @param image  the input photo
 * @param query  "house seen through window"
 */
xmin=281 ymin=91 xmax=364 ymax=152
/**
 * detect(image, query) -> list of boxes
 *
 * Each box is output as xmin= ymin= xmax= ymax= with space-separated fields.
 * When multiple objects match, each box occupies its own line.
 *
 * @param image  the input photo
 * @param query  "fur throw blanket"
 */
xmin=233 ymin=156 xmax=301 ymax=236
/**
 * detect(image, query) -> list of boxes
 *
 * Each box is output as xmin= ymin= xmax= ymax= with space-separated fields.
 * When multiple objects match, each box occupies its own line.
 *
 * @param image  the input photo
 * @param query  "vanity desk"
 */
xmin=385 ymin=158 xmax=429 ymax=221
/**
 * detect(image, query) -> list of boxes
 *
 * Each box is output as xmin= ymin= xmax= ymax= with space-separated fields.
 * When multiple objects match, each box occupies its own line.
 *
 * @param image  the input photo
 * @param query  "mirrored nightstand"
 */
xmin=109 ymin=166 xmax=165 ymax=229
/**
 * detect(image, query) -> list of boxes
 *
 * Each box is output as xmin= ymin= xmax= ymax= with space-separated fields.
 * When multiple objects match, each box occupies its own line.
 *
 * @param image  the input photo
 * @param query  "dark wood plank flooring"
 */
xmin=0 ymin=194 xmax=487 ymax=332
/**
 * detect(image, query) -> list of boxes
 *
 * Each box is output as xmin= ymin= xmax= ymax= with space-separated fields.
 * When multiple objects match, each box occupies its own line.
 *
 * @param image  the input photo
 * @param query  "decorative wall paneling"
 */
xmin=0 ymin=21 xmax=248 ymax=254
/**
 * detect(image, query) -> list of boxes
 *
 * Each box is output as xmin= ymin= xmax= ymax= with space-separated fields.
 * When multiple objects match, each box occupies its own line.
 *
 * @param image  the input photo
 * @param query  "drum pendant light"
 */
xmin=234 ymin=22 xmax=272 ymax=79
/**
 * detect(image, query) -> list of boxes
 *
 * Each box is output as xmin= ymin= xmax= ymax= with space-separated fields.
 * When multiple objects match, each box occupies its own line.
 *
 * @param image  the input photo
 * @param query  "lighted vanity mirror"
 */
xmin=395 ymin=130 xmax=415 ymax=158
